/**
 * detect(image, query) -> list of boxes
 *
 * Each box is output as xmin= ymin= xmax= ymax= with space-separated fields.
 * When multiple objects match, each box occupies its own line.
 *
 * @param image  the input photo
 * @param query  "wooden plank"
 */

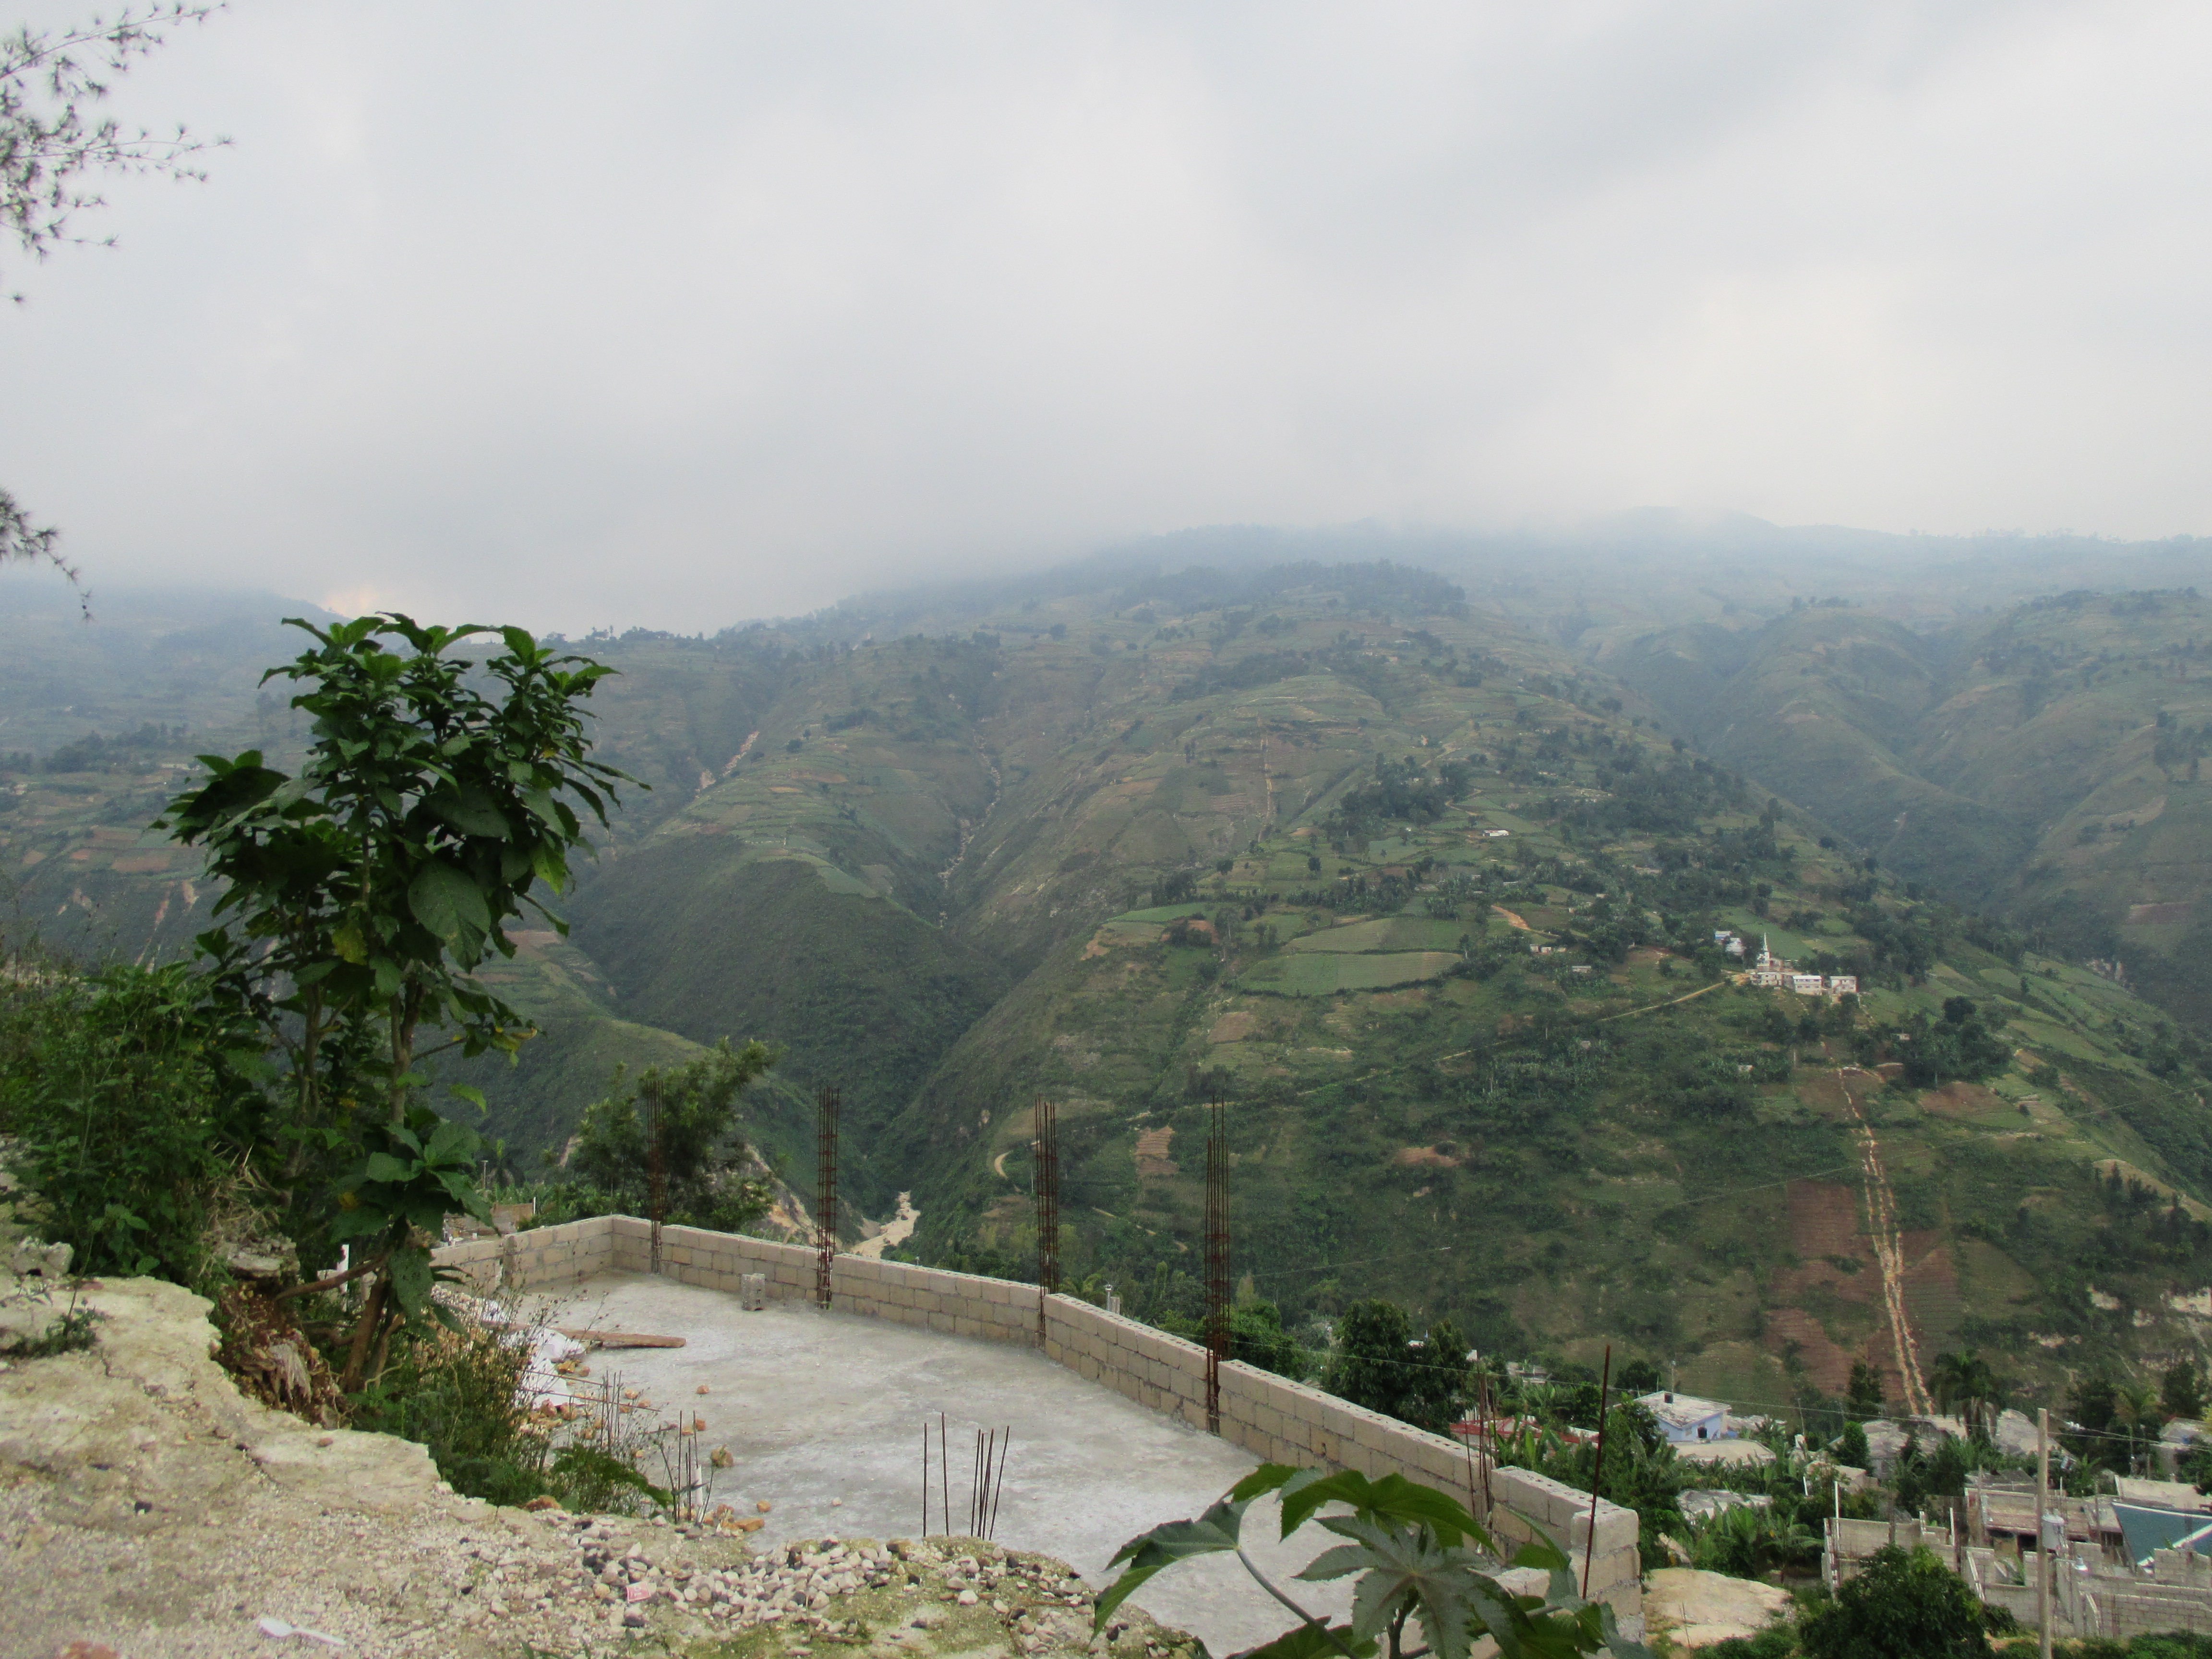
xmin=557 ymin=1328 xmax=687 ymax=1349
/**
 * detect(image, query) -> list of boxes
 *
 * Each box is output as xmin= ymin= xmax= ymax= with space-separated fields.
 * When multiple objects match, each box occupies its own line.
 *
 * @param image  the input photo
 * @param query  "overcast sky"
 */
xmin=3 ymin=0 xmax=2210 ymax=632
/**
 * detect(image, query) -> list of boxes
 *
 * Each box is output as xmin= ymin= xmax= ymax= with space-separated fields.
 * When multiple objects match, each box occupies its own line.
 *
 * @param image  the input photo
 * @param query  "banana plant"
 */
xmin=1095 ymin=1464 xmax=1649 ymax=1659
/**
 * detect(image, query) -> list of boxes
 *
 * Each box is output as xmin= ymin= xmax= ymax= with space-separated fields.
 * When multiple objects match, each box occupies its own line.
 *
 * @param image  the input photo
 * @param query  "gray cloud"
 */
xmin=1 ymin=0 xmax=2207 ymax=631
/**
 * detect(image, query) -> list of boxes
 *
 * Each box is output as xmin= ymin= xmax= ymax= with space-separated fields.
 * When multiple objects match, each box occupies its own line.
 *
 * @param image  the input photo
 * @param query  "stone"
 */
xmin=8 ymin=1236 xmax=72 ymax=1277
xmin=1645 ymin=1568 xmax=1792 ymax=1650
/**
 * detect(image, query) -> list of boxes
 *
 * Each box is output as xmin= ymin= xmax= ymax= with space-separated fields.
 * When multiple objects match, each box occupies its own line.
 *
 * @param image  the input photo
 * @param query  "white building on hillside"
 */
xmin=1637 ymin=1391 xmax=1735 ymax=1443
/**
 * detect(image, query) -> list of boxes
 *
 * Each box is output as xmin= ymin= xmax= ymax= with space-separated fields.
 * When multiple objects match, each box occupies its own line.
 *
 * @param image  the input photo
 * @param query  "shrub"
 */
xmin=349 ymin=1322 xmax=553 ymax=1506
xmin=1798 ymin=1545 xmax=1991 ymax=1658
xmin=0 ymin=961 xmax=267 ymax=1284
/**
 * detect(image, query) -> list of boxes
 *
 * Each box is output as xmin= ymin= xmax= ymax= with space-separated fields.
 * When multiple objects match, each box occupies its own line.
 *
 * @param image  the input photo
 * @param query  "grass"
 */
xmin=1238 ymin=950 xmax=1462 ymax=996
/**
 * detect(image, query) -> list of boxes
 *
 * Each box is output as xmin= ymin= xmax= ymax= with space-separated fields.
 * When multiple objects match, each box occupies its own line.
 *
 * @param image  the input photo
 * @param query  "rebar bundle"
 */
xmin=920 ymin=1415 xmax=1013 ymax=1540
xmin=646 ymin=1078 xmax=665 ymax=1275
xmin=816 ymin=1083 xmax=840 ymax=1307
xmin=1204 ymin=1096 xmax=1230 ymax=1434
xmin=1034 ymin=1096 xmax=1059 ymax=1342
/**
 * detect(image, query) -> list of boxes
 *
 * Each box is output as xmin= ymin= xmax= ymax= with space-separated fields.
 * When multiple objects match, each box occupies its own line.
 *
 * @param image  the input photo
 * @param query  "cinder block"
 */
xmin=1570 ymin=1510 xmax=1638 ymax=1560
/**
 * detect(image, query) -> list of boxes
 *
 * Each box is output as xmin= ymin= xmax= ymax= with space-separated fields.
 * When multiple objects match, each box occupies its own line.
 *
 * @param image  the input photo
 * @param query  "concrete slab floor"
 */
xmin=535 ymin=1273 xmax=1355 ymax=1656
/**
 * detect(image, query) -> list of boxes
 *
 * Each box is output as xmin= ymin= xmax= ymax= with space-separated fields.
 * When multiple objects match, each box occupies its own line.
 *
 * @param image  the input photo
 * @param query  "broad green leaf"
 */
xmin=387 ymin=1247 xmax=434 ymax=1319
xmin=1315 ymin=1515 xmax=1493 ymax=1659
xmin=1230 ymin=1463 xmax=1307 ymax=1504
xmin=1281 ymin=1471 xmax=1491 ymax=1551
xmin=423 ymin=1114 xmax=477 ymax=1166
xmin=362 ymin=1152 xmax=415 ymax=1184
xmin=1240 ymin=1624 xmax=1376 ymax=1659
xmin=1095 ymin=1500 xmax=1250 ymax=1630
xmin=426 ymin=783 xmax=511 ymax=840
xmin=447 ymin=1084 xmax=487 ymax=1114
xmin=1507 ymin=1519 xmax=1579 ymax=1607
xmin=408 ymin=857 xmax=492 ymax=946
xmin=330 ymin=1207 xmax=389 ymax=1241
xmin=1292 ymin=1544 xmax=1371 ymax=1582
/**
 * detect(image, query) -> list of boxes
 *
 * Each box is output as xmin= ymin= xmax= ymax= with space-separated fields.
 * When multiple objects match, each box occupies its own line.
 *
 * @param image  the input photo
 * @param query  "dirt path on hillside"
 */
xmin=1839 ymin=1067 xmax=1934 ymax=1417
xmin=1493 ymin=906 xmax=1530 ymax=930
xmin=1596 ymin=980 xmax=1725 ymax=1022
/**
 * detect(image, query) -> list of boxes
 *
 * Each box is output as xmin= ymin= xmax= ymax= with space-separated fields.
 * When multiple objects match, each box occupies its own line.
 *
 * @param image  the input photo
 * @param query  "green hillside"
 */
xmin=6 ymin=557 xmax=2212 ymax=1426
xmin=1602 ymin=589 xmax=2212 ymax=1042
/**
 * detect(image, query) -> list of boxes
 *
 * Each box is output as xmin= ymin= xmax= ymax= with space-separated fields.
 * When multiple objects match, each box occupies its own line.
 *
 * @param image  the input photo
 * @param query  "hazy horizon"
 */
xmin=6 ymin=2 xmax=2212 ymax=633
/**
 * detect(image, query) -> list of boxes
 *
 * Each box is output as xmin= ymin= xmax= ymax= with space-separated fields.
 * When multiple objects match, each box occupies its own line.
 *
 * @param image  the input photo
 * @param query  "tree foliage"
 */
xmin=565 ymin=1039 xmax=776 ymax=1232
xmin=1795 ymin=1545 xmax=1990 ymax=1659
xmin=1328 ymin=1300 xmax=1470 ymax=1434
xmin=158 ymin=614 xmax=629 ymax=1387
xmin=0 ymin=958 xmax=264 ymax=1281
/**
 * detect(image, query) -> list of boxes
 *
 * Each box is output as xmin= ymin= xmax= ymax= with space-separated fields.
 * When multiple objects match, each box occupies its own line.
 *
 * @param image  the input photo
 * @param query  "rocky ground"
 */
xmin=0 ymin=1273 xmax=1200 ymax=1659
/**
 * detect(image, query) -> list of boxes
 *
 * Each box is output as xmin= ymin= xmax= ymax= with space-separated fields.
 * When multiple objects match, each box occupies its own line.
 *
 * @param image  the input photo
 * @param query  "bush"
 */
xmin=1683 ymin=1501 xmax=1818 ymax=1579
xmin=349 ymin=1322 xmax=553 ymax=1506
xmin=1798 ymin=1545 xmax=1991 ymax=1658
xmin=0 ymin=961 xmax=268 ymax=1283
xmin=349 ymin=1317 xmax=680 ymax=1514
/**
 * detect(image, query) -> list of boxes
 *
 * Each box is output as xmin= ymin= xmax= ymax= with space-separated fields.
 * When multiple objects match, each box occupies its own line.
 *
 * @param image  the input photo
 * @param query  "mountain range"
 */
xmin=4 ymin=523 xmax=2210 ymax=1420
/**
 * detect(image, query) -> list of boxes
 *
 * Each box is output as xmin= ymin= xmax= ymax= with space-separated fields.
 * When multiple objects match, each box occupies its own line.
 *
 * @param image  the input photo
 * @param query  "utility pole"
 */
xmin=2038 ymin=1406 xmax=2053 ymax=1659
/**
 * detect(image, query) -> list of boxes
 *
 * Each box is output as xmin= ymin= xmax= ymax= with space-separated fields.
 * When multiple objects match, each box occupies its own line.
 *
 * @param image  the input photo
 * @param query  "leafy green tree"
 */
xmin=2164 ymin=1359 xmax=2205 ymax=1422
xmin=565 ymin=1040 xmax=776 ymax=1232
xmin=1899 ymin=999 xmax=2011 ymax=1087
xmin=1796 ymin=1545 xmax=1991 ymax=1658
xmin=1682 ymin=1502 xmax=1816 ymax=1580
xmin=1834 ymin=1419 xmax=1872 ymax=1471
xmin=1846 ymin=1360 xmax=1887 ymax=1419
xmin=161 ymin=615 xmax=628 ymax=1387
xmin=1403 ymin=1317 xmax=1473 ymax=1433
xmin=1893 ymin=1432 xmax=1929 ymax=1515
xmin=1325 ymin=1302 xmax=1471 ymax=1432
xmin=1228 ymin=1298 xmax=1312 ymax=1383
xmin=1328 ymin=1299 xmax=1419 ymax=1423
xmin=1926 ymin=1436 xmax=1969 ymax=1501
xmin=2115 ymin=1381 xmax=2163 ymax=1476
xmin=1617 ymin=1358 xmax=1662 ymax=1395
xmin=1929 ymin=1350 xmax=2005 ymax=1439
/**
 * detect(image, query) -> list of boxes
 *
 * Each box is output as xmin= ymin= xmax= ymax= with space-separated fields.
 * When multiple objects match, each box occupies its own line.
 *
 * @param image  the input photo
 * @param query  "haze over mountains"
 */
xmin=4 ymin=517 xmax=2209 ymax=1414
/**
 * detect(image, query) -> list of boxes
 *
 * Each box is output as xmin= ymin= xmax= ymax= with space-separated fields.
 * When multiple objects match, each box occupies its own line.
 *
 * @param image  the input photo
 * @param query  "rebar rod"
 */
xmin=815 ymin=1084 xmax=841 ymax=1307
xmin=1035 ymin=1097 xmax=1060 ymax=1345
xmin=1204 ymin=1096 xmax=1231 ymax=1434
xmin=1582 ymin=1345 xmax=1613 ymax=1599
xmin=989 ymin=1426 xmax=1012 ymax=1540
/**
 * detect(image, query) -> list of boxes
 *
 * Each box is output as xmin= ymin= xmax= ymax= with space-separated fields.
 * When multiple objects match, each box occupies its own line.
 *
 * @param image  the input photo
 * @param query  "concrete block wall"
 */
xmin=433 ymin=1215 xmax=619 ymax=1295
xmin=434 ymin=1214 xmax=1640 ymax=1633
